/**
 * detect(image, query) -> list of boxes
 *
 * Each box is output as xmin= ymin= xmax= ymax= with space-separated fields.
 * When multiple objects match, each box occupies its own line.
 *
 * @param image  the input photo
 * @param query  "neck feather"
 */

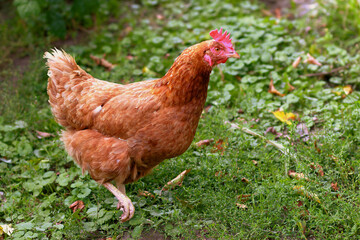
xmin=153 ymin=43 xmax=213 ymax=106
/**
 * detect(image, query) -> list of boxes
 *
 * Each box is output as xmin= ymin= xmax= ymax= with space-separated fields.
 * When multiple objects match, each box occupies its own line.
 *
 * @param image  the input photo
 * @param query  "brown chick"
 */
xmin=44 ymin=28 xmax=239 ymax=222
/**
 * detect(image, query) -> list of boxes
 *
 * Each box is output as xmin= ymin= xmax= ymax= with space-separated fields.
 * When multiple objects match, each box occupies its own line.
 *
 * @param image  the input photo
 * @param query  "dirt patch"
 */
xmin=1 ymin=30 xmax=89 ymax=91
xmin=12 ymin=55 xmax=31 ymax=75
xmin=0 ymin=0 xmax=90 ymax=85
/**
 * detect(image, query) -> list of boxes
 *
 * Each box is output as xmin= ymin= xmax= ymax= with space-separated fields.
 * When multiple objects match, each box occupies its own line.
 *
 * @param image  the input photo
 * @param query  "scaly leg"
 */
xmin=115 ymin=183 xmax=126 ymax=209
xmin=103 ymin=182 xmax=135 ymax=222
xmin=116 ymin=182 xmax=135 ymax=220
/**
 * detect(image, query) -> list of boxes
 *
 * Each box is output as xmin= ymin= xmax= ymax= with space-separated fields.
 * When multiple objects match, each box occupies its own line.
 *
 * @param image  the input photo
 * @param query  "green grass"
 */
xmin=1 ymin=0 xmax=360 ymax=239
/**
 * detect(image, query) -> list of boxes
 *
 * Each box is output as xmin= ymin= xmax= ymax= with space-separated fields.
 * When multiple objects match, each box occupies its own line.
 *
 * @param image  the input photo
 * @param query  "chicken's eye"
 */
xmin=215 ymin=48 xmax=220 ymax=52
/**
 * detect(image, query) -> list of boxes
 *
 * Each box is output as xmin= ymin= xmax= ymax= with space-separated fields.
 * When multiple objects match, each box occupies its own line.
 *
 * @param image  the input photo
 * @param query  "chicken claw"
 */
xmin=103 ymin=182 xmax=135 ymax=222
xmin=117 ymin=199 xmax=135 ymax=222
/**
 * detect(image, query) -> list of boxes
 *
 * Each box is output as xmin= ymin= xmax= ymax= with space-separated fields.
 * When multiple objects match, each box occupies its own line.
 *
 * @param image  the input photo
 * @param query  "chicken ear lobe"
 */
xmin=204 ymin=54 xmax=214 ymax=66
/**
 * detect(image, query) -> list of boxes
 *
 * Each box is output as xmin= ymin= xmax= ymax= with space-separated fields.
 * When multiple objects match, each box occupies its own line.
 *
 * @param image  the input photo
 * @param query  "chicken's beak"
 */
xmin=228 ymin=51 xmax=240 ymax=59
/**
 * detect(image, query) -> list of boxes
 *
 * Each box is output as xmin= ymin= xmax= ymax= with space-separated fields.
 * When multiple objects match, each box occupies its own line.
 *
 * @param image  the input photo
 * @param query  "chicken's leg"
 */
xmin=103 ymin=182 xmax=135 ymax=222
xmin=115 ymin=183 xmax=127 ymax=210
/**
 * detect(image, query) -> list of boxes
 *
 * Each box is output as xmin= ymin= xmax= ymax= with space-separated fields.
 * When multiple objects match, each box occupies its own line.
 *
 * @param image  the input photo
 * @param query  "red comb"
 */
xmin=209 ymin=28 xmax=234 ymax=51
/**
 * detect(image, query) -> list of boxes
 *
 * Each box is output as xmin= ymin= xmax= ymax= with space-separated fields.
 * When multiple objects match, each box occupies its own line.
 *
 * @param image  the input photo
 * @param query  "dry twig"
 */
xmin=300 ymin=64 xmax=351 ymax=78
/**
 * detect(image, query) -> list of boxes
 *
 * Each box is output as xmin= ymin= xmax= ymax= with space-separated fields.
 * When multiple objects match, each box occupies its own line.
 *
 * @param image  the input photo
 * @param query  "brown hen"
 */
xmin=44 ymin=28 xmax=239 ymax=221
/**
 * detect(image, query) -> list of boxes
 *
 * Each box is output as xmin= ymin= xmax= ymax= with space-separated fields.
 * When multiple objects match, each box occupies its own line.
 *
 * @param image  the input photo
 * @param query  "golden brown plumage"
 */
xmin=45 ymin=29 xmax=239 ymax=221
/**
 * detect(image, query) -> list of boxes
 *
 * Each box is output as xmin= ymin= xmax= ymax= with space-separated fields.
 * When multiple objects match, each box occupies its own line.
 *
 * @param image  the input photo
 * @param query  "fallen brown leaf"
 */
xmin=195 ymin=139 xmax=214 ymax=147
xmin=69 ymin=200 xmax=85 ymax=213
xmin=161 ymin=169 xmax=191 ymax=192
xmin=310 ymin=162 xmax=324 ymax=177
xmin=287 ymin=82 xmax=296 ymax=92
xmin=241 ymin=177 xmax=249 ymax=183
xmin=304 ymin=53 xmax=322 ymax=66
xmin=90 ymin=54 xmax=115 ymax=71
xmin=236 ymin=203 xmax=248 ymax=209
xmin=314 ymin=140 xmax=321 ymax=153
xmin=211 ymin=139 xmax=227 ymax=155
xmin=292 ymin=56 xmax=302 ymax=68
xmin=268 ymin=79 xmax=285 ymax=97
xmin=36 ymin=130 xmax=55 ymax=139
xmin=288 ymin=170 xmax=309 ymax=181
xmin=138 ymin=190 xmax=155 ymax=198
xmin=331 ymin=182 xmax=338 ymax=191
xmin=237 ymin=194 xmax=251 ymax=202
xmin=215 ymin=171 xmax=226 ymax=177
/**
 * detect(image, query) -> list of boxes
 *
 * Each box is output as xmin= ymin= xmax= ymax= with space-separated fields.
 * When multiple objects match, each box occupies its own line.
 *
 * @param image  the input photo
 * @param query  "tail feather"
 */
xmin=44 ymin=48 xmax=79 ymax=86
xmin=44 ymin=49 xmax=78 ymax=71
xmin=44 ymin=48 xmax=92 ymax=128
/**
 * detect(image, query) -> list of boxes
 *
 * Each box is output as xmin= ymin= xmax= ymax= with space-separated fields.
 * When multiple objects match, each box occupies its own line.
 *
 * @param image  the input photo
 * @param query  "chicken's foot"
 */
xmin=103 ymin=182 xmax=135 ymax=222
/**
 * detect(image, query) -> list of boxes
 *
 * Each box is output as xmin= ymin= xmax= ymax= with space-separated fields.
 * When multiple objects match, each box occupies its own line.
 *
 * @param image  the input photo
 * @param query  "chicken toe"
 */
xmin=117 ymin=198 xmax=135 ymax=222
xmin=103 ymin=182 xmax=135 ymax=222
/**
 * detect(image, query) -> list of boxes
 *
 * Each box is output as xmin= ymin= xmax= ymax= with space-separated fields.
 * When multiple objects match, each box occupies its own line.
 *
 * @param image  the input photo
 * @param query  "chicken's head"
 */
xmin=204 ymin=28 xmax=240 ymax=67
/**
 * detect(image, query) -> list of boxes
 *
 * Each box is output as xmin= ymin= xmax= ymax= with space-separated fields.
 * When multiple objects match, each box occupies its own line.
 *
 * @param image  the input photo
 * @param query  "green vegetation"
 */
xmin=1 ymin=0 xmax=360 ymax=239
